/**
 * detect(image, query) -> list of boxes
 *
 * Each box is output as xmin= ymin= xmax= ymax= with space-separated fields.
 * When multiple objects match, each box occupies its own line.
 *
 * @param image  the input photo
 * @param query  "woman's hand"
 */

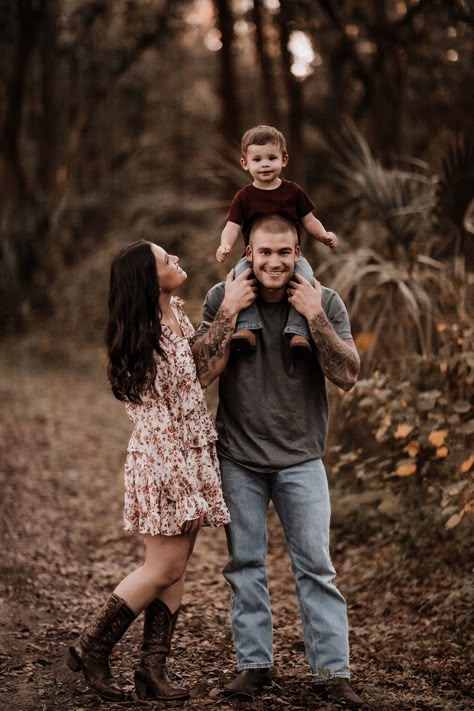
xmin=181 ymin=515 xmax=204 ymax=535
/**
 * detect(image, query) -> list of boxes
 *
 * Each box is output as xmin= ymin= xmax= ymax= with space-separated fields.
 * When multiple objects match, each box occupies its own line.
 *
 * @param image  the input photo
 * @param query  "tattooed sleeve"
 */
xmin=193 ymin=308 xmax=235 ymax=385
xmin=308 ymin=311 xmax=360 ymax=391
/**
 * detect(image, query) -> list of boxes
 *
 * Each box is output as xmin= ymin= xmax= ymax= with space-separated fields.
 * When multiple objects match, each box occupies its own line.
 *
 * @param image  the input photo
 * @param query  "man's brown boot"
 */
xmin=66 ymin=593 xmax=136 ymax=701
xmin=289 ymin=334 xmax=312 ymax=353
xmin=230 ymin=329 xmax=257 ymax=353
xmin=134 ymin=599 xmax=189 ymax=701
xmin=223 ymin=668 xmax=272 ymax=698
xmin=314 ymin=678 xmax=368 ymax=709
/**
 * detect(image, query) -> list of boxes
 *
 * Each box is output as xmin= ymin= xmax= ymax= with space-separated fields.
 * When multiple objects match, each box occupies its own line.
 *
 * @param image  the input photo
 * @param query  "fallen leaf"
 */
xmin=435 ymin=446 xmax=449 ymax=458
xmin=394 ymin=423 xmax=414 ymax=439
xmin=404 ymin=440 xmax=419 ymax=458
xmin=396 ymin=461 xmax=417 ymax=477
xmin=445 ymin=511 xmax=464 ymax=529
xmin=460 ymin=454 xmax=474 ymax=473
xmin=453 ymin=400 xmax=472 ymax=414
xmin=428 ymin=429 xmax=448 ymax=447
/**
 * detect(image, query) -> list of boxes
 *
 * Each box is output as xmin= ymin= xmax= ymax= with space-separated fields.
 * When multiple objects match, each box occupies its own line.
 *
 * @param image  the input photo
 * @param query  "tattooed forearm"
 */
xmin=309 ymin=312 xmax=360 ymax=391
xmin=193 ymin=308 xmax=236 ymax=386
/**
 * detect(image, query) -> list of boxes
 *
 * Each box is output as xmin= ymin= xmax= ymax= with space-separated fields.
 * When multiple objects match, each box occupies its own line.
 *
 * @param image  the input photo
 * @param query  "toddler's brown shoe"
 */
xmin=230 ymin=329 xmax=257 ymax=353
xmin=289 ymin=334 xmax=311 ymax=353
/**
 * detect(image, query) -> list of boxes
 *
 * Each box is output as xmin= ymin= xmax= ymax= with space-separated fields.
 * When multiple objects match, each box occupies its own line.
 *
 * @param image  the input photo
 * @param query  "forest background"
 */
xmin=0 ymin=1 xmax=473 ymax=710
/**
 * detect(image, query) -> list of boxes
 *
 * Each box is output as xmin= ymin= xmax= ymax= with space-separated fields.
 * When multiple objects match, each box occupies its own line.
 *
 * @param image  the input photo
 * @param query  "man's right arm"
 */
xmin=193 ymin=269 xmax=257 ymax=387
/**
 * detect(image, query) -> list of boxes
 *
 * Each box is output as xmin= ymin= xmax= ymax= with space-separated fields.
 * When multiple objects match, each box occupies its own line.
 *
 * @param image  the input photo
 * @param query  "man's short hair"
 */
xmin=249 ymin=215 xmax=298 ymax=244
xmin=241 ymin=125 xmax=287 ymax=156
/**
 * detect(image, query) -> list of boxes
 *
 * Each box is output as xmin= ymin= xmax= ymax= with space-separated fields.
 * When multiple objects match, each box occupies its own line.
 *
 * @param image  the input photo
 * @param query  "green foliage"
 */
xmin=318 ymin=247 xmax=461 ymax=371
xmin=327 ymin=119 xmax=437 ymax=253
xmin=331 ymin=322 xmax=474 ymax=531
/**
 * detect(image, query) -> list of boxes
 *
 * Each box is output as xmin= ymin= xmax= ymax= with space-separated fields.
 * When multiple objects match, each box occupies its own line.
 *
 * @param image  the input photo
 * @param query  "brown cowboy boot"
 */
xmin=134 ymin=599 xmax=189 ymax=701
xmin=223 ymin=668 xmax=272 ymax=698
xmin=314 ymin=678 xmax=368 ymax=709
xmin=66 ymin=593 xmax=136 ymax=701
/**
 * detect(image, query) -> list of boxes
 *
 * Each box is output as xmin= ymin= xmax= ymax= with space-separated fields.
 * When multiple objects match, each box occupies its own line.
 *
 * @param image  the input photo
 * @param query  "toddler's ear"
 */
xmin=282 ymin=153 xmax=289 ymax=167
xmin=240 ymin=156 xmax=248 ymax=171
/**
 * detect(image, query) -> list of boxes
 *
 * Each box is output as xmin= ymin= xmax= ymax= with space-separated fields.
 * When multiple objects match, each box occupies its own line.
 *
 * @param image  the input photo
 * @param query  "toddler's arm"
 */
xmin=301 ymin=213 xmax=338 ymax=249
xmin=217 ymin=221 xmax=241 ymax=263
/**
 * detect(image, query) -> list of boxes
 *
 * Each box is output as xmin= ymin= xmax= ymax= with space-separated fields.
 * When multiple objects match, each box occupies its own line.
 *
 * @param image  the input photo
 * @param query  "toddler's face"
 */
xmin=241 ymin=142 xmax=288 ymax=186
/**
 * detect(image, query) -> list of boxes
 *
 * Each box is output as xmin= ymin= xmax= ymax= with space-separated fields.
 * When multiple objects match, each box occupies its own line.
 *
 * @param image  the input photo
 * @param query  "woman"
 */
xmin=66 ymin=240 xmax=230 ymax=702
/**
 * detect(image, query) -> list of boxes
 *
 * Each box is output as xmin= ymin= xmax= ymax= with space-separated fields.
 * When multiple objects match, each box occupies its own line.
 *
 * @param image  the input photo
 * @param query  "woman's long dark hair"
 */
xmin=106 ymin=240 xmax=165 ymax=403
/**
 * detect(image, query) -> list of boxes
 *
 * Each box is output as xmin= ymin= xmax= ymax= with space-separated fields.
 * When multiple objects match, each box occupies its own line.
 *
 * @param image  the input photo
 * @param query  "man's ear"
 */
xmin=295 ymin=244 xmax=301 ymax=261
xmin=245 ymin=244 xmax=252 ymax=260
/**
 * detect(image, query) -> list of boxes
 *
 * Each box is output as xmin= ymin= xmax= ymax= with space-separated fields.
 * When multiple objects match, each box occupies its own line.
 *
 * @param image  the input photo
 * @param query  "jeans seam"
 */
xmin=238 ymin=664 xmax=272 ymax=670
xmin=291 ymin=557 xmax=319 ymax=671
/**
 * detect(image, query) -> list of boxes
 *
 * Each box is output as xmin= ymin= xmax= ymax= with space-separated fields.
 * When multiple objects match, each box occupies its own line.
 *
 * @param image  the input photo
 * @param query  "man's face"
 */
xmin=246 ymin=227 xmax=300 ymax=293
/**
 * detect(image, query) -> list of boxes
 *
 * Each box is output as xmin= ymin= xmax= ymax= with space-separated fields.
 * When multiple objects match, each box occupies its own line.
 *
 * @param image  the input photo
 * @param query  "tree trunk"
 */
xmin=0 ymin=1 xmax=45 ymax=215
xmin=277 ymin=0 xmax=305 ymax=185
xmin=252 ymin=0 xmax=280 ymax=126
xmin=214 ymin=0 xmax=240 ymax=149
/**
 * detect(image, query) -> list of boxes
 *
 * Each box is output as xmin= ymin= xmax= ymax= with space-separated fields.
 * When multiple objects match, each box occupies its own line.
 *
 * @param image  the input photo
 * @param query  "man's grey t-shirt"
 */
xmin=196 ymin=283 xmax=353 ymax=473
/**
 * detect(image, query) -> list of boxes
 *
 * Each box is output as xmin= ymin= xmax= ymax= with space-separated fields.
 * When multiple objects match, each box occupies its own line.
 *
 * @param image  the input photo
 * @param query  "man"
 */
xmin=193 ymin=215 xmax=366 ymax=709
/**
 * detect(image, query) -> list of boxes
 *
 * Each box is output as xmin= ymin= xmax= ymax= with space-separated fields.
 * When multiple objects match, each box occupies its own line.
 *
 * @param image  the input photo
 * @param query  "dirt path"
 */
xmin=0 ymin=346 xmax=472 ymax=711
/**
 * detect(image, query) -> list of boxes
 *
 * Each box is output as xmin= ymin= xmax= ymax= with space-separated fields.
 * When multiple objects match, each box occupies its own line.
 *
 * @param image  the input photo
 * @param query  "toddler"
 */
xmin=217 ymin=125 xmax=337 ymax=353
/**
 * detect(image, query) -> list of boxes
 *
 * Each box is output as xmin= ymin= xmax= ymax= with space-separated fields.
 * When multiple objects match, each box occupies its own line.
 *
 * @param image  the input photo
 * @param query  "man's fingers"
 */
xmin=234 ymin=267 xmax=253 ymax=281
xmin=225 ymin=269 xmax=235 ymax=283
xmin=293 ymin=272 xmax=305 ymax=283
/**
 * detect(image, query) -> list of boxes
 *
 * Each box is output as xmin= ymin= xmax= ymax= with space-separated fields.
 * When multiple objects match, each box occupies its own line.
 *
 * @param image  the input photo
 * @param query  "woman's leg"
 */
xmin=132 ymin=533 xmax=198 ymax=701
xmin=114 ymin=531 xmax=197 ymax=614
xmin=67 ymin=531 xmax=197 ymax=701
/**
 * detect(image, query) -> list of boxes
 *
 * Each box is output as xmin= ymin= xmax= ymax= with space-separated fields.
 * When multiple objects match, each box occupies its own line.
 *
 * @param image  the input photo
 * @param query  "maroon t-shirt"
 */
xmin=226 ymin=179 xmax=316 ymax=244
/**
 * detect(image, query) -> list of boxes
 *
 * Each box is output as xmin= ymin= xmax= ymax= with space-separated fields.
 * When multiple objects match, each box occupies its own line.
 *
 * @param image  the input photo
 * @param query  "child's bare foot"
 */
xmin=230 ymin=329 xmax=256 ymax=353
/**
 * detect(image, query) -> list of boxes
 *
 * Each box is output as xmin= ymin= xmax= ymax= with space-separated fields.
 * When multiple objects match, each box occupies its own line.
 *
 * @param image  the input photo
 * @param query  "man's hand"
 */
xmin=181 ymin=515 xmax=204 ymax=535
xmin=222 ymin=268 xmax=257 ymax=316
xmin=322 ymin=231 xmax=338 ymax=249
xmin=216 ymin=245 xmax=231 ymax=263
xmin=287 ymin=273 xmax=323 ymax=320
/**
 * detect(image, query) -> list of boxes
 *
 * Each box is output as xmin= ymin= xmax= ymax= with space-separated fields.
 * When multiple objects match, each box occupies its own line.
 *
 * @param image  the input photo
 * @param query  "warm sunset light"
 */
xmin=288 ymin=30 xmax=316 ymax=78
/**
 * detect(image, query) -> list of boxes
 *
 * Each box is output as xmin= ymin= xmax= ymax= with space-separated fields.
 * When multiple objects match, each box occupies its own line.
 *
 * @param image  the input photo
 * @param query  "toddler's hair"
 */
xmin=241 ymin=125 xmax=287 ymax=156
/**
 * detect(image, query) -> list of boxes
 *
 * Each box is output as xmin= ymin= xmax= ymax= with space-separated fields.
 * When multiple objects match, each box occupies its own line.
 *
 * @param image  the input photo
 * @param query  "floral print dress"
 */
xmin=123 ymin=297 xmax=230 ymax=536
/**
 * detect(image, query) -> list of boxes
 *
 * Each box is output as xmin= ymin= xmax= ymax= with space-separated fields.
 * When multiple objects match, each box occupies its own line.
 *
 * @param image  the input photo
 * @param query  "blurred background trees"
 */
xmin=1 ymin=0 xmax=473 ymax=538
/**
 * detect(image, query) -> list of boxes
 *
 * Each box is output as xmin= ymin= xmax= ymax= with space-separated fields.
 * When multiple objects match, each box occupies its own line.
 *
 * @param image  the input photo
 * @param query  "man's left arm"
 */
xmin=287 ymin=273 xmax=360 ymax=391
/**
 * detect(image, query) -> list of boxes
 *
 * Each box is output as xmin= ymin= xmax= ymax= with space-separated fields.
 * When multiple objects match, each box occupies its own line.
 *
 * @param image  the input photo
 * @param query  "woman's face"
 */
xmin=150 ymin=244 xmax=187 ymax=293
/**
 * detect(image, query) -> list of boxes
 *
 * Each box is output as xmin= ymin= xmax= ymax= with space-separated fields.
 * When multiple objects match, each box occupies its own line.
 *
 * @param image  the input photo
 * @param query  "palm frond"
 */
xmin=325 ymin=118 xmax=436 ymax=247
xmin=318 ymin=248 xmax=457 ymax=371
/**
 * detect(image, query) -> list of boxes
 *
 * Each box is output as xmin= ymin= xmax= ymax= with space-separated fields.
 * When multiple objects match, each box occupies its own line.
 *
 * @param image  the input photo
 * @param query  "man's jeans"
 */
xmin=219 ymin=456 xmax=350 ymax=680
xmin=234 ymin=255 xmax=313 ymax=339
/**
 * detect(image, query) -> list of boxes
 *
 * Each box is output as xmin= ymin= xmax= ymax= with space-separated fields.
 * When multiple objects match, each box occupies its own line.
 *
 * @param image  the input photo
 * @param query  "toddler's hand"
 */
xmin=323 ymin=232 xmax=338 ymax=249
xmin=216 ymin=245 xmax=231 ymax=263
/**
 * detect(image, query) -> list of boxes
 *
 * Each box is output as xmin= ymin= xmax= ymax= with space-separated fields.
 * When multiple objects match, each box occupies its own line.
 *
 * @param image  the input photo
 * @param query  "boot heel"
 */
xmin=134 ymin=671 xmax=150 ymax=699
xmin=65 ymin=646 xmax=81 ymax=672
